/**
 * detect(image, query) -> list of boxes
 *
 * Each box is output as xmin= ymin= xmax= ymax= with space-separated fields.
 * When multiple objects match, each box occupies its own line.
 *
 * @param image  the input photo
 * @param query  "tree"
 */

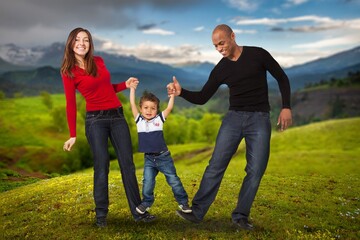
xmin=51 ymin=106 xmax=67 ymax=132
xmin=0 ymin=90 xmax=5 ymax=100
xmin=185 ymin=118 xmax=202 ymax=143
xmin=200 ymin=113 xmax=222 ymax=143
xmin=40 ymin=91 xmax=53 ymax=110
xmin=329 ymin=96 xmax=345 ymax=118
xmin=164 ymin=115 xmax=188 ymax=144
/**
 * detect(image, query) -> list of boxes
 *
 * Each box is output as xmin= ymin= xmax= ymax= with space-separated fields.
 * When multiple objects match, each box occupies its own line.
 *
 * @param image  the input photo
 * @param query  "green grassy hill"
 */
xmin=1 ymin=118 xmax=359 ymax=239
xmin=0 ymin=94 xmax=125 ymax=184
xmin=0 ymin=93 xmax=221 ymax=184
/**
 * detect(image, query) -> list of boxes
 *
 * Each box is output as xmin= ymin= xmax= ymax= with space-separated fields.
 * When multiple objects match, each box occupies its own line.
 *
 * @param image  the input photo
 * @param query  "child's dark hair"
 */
xmin=140 ymin=90 xmax=160 ymax=111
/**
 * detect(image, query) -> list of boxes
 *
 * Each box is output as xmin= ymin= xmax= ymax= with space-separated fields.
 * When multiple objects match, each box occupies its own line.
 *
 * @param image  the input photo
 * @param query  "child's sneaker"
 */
xmin=179 ymin=204 xmax=192 ymax=213
xmin=136 ymin=204 xmax=150 ymax=214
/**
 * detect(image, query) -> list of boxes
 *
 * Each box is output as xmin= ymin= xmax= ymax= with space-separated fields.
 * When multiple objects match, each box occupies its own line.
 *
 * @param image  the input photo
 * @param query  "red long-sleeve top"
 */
xmin=62 ymin=56 xmax=126 ymax=137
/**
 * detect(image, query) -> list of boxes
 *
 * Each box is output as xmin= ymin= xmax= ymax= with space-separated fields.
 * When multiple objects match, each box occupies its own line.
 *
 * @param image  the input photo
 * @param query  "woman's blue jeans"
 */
xmin=191 ymin=111 xmax=271 ymax=221
xmin=141 ymin=151 xmax=188 ymax=208
xmin=85 ymin=107 xmax=141 ymax=220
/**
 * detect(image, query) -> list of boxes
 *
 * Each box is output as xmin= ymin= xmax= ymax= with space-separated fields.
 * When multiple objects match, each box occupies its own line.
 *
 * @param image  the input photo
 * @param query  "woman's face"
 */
xmin=73 ymin=31 xmax=90 ymax=59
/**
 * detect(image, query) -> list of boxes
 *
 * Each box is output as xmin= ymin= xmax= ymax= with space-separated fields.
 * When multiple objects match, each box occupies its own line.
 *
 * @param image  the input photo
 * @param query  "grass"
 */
xmin=0 ymin=95 xmax=64 ymax=147
xmin=1 ymin=118 xmax=359 ymax=239
xmin=0 ymin=94 xmax=101 ymax=185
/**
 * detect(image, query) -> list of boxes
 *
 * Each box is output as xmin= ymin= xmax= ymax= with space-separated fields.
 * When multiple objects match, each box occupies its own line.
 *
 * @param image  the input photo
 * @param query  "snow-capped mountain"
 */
xmin=0 ymin=43 xmax=44 ymax=66
xmin=0 ymin=42 xmax=360 ymax=96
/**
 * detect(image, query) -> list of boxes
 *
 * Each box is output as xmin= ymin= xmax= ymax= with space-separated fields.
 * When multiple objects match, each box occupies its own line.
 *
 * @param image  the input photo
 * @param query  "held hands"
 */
xmin=166 ymin=76 xmax=182 ymax=97
xmin=126 ymin=77 xmax=139 ymax=89
xmin=277 ymin=108 xmax=292 ymax=131
xmin=63 ymin=137 xmax=76 ymax=151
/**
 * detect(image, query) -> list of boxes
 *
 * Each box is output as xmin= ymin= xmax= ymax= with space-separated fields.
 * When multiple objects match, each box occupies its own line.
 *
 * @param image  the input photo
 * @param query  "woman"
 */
xmin=61 ymin=27 xmax=155 ymax=227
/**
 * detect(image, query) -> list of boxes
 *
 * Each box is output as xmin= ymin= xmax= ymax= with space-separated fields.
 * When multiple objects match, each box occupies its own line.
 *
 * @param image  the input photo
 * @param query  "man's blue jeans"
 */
xmin=85 ymin=107 xmax=142 ymax=220
xmin=191 ymin=111 xmax=271 ymax=221
xmin=141 ymin=151 xmax=189 ymax=208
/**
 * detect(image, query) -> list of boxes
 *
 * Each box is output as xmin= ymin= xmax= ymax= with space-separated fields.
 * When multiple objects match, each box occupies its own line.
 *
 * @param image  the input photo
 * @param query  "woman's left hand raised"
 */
xmin=126 ymin=77 xmax=139 ymax=89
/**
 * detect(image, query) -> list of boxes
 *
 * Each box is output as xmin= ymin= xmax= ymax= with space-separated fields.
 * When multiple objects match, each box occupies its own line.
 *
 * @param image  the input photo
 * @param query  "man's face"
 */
xmin=212 ymin=30 xmax=235 ymax=58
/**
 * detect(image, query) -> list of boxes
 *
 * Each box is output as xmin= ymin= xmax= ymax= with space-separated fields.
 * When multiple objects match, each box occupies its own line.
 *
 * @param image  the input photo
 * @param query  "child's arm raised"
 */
xmin=129 ymin=87 xmax=139 ymax=119
xmin=162 ymin=94 xmax=174 ymax=119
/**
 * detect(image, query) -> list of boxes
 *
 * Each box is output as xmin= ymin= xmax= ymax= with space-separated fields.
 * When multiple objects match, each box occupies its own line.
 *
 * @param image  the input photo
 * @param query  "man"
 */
xmin=167 ymin=24 xmax=292 ymax=230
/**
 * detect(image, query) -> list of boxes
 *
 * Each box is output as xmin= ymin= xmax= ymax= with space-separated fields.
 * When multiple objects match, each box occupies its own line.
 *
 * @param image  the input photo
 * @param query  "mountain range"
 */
xmin=0 ymin=43 xmax=359 ymax=98
xmin=270 ymin=46 xmax=360 ymax=90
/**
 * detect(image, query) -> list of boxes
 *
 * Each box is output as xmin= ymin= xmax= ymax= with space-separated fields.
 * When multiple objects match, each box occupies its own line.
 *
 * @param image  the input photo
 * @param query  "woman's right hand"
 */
xmin=63 ymin=137 xmax=76 ymax=151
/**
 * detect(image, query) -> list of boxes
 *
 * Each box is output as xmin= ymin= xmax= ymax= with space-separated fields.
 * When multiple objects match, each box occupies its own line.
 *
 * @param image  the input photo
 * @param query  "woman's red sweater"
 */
xmin=62 ymin=56 xmax=126 ymax=137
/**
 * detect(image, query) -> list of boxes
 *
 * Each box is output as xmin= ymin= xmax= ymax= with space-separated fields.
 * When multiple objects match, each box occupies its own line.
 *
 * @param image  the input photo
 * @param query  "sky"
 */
xmin=0 ymin=0 xmax=360 ymax=67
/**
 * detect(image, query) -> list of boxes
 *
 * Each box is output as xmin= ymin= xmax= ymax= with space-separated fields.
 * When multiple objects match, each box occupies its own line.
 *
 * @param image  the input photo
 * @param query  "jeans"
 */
xmin=85 ymin=107 xmax=142 ymax=220
xmin=141 ymin=151 xmax=188 ymax=208
xmin=191 ymin=111 xmax=271 ymax=221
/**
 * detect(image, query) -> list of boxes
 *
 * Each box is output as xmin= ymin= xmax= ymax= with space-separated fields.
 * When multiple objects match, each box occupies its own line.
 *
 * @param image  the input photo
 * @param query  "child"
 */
xmin=129 ymin=86 xmax=192 ymax=214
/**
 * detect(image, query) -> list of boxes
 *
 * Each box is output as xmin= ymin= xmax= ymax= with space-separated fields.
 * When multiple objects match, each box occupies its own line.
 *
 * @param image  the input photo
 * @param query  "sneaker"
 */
xmin=176 ymin=210 xmax=201 ymax=223
xmin=232 ymin=218 xmax=254 ymax=231
xmin=135 ymin=212 xmax=156 ymax=222
xmin=179 ymin=204 xmax=192 ymax=213
xmin=95 ymin=217 xmax=107 ymax=227
xmin=136 ymin=204 xmax=150 ymax=214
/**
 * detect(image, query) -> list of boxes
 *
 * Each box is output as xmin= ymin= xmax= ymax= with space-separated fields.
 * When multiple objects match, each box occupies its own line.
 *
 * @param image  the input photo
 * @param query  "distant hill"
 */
xmin=0 ymin=43 xmax=360 ymax=97
xmin=172 ymin=61 xmax=215 ymax=76
xmin=0 ymin=43 xmax=210 ymax=98
xmin=287 ymin=46 xmax=360 ymax=75
xmin=291 ymin=87 xmax=360 ymax=124
xmin=270 ymin=46 xmax=360 ymax=90
xmin=0 ymin=66 xmax=61 ymax=96
xmin=0 ymin=57 xmax=32 ymax=73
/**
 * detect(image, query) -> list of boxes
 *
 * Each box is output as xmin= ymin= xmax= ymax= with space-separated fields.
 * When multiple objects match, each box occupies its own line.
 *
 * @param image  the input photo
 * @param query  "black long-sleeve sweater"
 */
xmin=180 ymin=46 xmax=291 ymax=112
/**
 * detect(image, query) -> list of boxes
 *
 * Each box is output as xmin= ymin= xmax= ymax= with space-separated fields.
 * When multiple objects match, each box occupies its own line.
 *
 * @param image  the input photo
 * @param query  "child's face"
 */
xmin=140 ymin=100 xmax=158 ymax=120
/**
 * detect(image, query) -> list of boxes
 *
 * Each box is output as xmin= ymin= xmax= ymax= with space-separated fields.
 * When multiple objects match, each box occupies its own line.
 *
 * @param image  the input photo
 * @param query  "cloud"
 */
xmin=283 ymin=0 xmax=309 ymax=8
xmin=194 ymin=26 xmax=205 ymax=32
xmin=98 ymin=38 xmax=205 ymax=63
xmin=223 ymin=0 xmax=259 ymax=11
xmin=137 ymin=24 xmax=158 ymax=31
xmin=275 ymin=18 xmax=360 ymax=32
xmin=271 ymin=49 xmax=331 ymax=68
xmin=0 ymin=0 xmax=203 ymax=29
xmin=287 ymin=0 xmax=309 ymax=5
xmin=270 ymin=27 xmax=285 ymax=32
xmin=293 ymin=35 xmax=360 ymax=49
xmin=233 ymin=29 xmax=257 ymax=34
xmin=287 ymin=25 xmax=340 ymax=32
xmin=0 ymin=1 xmax=137 ymax=30
xmin=0 ymin=0 xmax=202 ymax=45
xmin=234 ymin=15 xmax=334 ymax=26
xmin=142 ymin=28 xmax=175 ymax=36
xmin=234 ymin=15 xmax=360 ymax=34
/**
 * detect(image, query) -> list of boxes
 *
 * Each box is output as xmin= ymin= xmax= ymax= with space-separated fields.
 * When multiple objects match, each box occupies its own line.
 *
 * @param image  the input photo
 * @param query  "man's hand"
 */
xmin=167 ymin=76 xmax=182 ymax=96
xmin=277 ymin=108 xmax=292 ymax=131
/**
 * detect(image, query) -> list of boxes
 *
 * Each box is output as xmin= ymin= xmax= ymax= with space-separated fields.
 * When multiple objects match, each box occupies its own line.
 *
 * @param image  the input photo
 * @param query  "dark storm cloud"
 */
xmin=0 ymin=0 xmax=205 ymax=45
xmin=343 ymin=0 xmax=360 ymax=3
xmin=270 ymin=25 xmax=341 ymax=33
xmin=137 ymin=24 xmax=158 ymax=31
xmin=137 ymin=20 xmax=170 ymax=31
xmin=0 ymin=0 xmax=203 ymax=30
xmin=270 ymin=27 xmax=284 ymax=32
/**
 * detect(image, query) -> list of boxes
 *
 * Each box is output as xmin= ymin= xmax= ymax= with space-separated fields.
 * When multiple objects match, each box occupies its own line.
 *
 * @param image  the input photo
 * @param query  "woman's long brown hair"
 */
xmin=60 ymin=27 xmax=97 ymax=78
